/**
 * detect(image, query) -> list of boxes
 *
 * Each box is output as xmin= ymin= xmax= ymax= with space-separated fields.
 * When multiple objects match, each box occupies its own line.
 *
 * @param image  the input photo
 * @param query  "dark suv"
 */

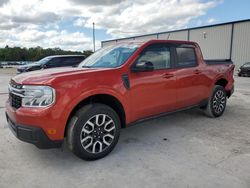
xmin=17 ymin=55 xmax=85 ymax=73
xmin=238 ymin=62 xmax=250 ymax=77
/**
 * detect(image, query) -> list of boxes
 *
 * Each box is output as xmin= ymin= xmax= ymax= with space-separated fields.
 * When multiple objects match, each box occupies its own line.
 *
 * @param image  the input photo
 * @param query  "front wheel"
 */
xmin=67 ymin=104 xmax=121 ymax=160
xmin=204 ymin=85 xmax=227 ymax=118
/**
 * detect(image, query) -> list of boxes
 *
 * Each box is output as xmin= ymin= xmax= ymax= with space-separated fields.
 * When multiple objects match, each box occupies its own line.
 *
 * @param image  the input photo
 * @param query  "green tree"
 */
xmin=0 ymin=46 xmax=93 ymax=61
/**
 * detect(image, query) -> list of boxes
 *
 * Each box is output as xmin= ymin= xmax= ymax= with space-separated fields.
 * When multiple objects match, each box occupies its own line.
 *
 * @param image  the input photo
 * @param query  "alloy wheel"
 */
xmin=80 ymin=114 xmax=116 ymax=154
xmin=212 ymin=90 xmax=226 ymax=114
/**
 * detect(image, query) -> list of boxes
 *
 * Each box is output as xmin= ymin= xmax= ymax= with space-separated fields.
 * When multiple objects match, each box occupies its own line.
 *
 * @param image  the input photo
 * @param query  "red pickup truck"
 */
xmin=6 ymin=40 xmax=234 ymax=160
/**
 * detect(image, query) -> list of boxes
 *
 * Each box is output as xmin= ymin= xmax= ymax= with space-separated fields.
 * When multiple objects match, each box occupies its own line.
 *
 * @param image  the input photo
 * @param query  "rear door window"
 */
xmin=46 ymin=57 xmax=62 ymax=67
xmin=176 ymin=47 xmax=197 ymax=68
xmin=46 ymin=57 xmax=85 ymax=67
xmin=61 ymin=57 xmax=85 ymax=66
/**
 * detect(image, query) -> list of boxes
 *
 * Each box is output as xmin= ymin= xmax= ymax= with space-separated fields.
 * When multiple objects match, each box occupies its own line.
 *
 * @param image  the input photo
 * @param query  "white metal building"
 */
xmin=101 ymin=19 xmax=250 ymax=68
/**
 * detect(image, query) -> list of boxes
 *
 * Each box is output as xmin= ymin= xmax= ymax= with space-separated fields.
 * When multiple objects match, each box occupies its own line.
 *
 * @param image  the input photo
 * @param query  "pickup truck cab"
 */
xmin=6 ymin=40 xmax=234 ymax=160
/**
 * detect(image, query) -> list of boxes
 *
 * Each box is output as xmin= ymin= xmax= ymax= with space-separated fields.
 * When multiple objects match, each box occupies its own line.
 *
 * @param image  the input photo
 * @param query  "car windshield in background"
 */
xmin=36 ymin=57 xmax=52 ymax=65
xmin=79 ymin=44 xmax=138 ymax=68
xmin=243 ymin=63 xmax=250 ymax=68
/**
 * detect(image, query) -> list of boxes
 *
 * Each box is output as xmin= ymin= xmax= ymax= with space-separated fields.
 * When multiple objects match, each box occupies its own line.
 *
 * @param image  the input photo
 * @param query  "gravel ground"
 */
xmin=0 ymin=69 xmax=250 ymax=188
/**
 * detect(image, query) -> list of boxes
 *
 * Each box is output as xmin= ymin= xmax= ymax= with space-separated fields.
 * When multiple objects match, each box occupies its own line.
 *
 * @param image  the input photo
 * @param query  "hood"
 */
xmin=12 ymin=67 xmax=104 ymax=85
xmin=18 ymin=63 xmax=41 ymax=69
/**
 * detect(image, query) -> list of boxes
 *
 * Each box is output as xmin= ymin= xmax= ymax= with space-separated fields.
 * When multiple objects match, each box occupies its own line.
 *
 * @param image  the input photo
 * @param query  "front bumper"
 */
xmin=6 ymin=112 xmax=63 ymax=149
xmin=16 ymin=68 xmax=26 ymax=74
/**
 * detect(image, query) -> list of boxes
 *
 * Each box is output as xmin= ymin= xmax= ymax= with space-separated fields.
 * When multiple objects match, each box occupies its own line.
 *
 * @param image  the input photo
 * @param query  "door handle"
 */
xmin=163 ymin=73 xmax=174 ymax=79
xmin=194 ymin=69 xmax=202 ymax=74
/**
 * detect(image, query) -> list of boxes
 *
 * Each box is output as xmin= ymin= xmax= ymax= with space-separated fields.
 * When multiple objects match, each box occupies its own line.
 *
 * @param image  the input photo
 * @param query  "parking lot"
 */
xmin=0 ymin=68 xmax=249 ymax=188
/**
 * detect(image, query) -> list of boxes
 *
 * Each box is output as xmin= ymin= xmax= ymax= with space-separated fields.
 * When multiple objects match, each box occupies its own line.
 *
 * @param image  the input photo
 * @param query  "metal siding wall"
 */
xmin=133 ymin=34 xmax=158 ymax=41
xmin=117 ymin=38 xmax=135 ymax=42
xmin=102 ymin=40 xmax=117 ymax=47
xmin=102 ymin=21 xmax=250 ymax=68
xmin=102 ymin=38 xmax=138 ymax=47
xmin=232 ymin=21 xmax=250 ymax=68
xmin=158 ymin=31 xmax=188 ymax=40
xmin=102 ymin=34 xmax=157 ymax=47
xmin=189 ymin=25 xmax=232 ymax=59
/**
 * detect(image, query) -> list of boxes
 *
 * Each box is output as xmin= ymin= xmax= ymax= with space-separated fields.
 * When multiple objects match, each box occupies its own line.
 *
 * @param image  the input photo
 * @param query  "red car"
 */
xmin=6 ymin=40 xmax=235 ymax=160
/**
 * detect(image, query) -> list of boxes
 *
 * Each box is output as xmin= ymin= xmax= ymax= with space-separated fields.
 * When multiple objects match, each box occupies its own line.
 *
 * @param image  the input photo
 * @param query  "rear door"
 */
xmin=174 ymin=45 xmax=206 ymax=109
xmin=46 ymin=57 xmax=61 ymax=68
xmin=129 ymin=43 xmax=177 ymax=120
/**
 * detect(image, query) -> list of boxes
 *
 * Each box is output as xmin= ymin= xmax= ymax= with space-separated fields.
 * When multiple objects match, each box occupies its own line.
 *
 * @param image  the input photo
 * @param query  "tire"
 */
xmin=204 ymin=85 xmax=227 ymax=118
xmin=238 ymin=73 xmax=242 ymax=77
xmin=67 ymin=103 xmax=121 ymax=160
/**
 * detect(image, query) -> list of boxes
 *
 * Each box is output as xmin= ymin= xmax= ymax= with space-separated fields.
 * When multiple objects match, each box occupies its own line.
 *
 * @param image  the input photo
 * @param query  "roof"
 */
xmin=102 ymin=19 xmax=250 ymax=43
xmin=102 ymin=40 xmax=197 ymax=49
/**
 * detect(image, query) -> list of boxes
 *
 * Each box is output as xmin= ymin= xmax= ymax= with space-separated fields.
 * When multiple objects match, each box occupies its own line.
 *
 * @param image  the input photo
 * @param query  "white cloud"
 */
xmin=71 ymin=0 xmax=123 ymax=6
xmin=11 ymin=12 xmax=60 ymax=25
xmin=74 ymin=18 xmax=87 ymax=27
xmin=80 ymin=0 xmax=220 ymax=37
xmin=0 ymin=29 xmax=95 ymax=51
xmin=0 ymin=0 xmax=220 ymax=51
xmin=0 ymin=0 xmax=93 ymax=51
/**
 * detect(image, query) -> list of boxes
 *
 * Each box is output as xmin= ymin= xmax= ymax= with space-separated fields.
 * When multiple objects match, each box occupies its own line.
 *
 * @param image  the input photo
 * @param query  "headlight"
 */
xmin=21 ymin=86 xmax=55 ymax=107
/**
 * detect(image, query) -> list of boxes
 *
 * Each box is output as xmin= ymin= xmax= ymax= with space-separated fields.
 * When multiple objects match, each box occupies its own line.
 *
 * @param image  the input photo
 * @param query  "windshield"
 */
xmin=36 ymin=57 xmax=52 ymax=65
xmin=243 ymin=63 xmax=250 ymax=68
xmin=79 ymin=44 xmax=138 ymax=68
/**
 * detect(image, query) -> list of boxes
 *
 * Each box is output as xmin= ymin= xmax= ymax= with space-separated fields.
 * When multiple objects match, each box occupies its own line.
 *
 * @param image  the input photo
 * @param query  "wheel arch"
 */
xmin=214 ymin=78 xmax=228 ymax=88
xmin=64 ymin=93 xmax=127 ymax=137
xmin=214 ymin=77 xmax=233 ymax=97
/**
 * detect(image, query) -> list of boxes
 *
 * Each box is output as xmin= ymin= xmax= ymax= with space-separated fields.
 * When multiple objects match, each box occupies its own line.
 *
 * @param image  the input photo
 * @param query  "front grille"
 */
xmin=10 ymin=93 xmax=22 ymax=109
xmin=9 ymin=80 xmax=23 ymax=109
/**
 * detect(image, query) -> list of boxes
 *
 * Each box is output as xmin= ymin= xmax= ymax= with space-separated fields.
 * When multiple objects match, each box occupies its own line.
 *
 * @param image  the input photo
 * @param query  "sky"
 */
xmin=0 ymin=0 xmax=249 ymax=52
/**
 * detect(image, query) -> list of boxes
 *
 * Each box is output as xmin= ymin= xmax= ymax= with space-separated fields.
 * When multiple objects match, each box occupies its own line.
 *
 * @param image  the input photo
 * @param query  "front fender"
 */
xmin=61 ymin=87 xmax=130 ymax=136
xmin=66 ymin=88 xmax=127 ymax=114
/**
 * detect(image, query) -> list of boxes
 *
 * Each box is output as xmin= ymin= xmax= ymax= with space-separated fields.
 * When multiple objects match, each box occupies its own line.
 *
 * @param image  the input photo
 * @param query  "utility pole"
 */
xmin=92 ymin=22 xmax=96 ymax=52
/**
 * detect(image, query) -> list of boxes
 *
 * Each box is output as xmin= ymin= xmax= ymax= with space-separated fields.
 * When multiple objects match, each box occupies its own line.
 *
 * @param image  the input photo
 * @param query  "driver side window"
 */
xmin=138 ymin=45 xmax=171 ymax=70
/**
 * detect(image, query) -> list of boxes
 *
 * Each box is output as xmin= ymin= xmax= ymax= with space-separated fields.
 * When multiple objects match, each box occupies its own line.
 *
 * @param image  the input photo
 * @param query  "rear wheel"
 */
xmin=204 ymin=85 xmax=227 ymax=118
xmin=67 ymin=104 xmax=121 ymax=160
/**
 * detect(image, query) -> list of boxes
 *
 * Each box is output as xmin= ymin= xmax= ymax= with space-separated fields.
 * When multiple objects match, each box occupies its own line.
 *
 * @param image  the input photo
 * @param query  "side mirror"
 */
xmin=41 ymin=64 xmax=47 ymax=69
xmin=131 ymin=60 xmax=154 ymax=72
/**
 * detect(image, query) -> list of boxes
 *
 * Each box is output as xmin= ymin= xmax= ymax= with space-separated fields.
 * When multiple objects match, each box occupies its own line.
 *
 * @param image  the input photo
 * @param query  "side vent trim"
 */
xmin=122 ymin=74 xmax=130 ymax=90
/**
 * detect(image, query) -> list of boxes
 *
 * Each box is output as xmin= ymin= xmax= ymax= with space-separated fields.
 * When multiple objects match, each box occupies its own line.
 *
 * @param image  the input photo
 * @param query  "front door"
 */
xmin=129 ymin=43 xmax=177 ymax=121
